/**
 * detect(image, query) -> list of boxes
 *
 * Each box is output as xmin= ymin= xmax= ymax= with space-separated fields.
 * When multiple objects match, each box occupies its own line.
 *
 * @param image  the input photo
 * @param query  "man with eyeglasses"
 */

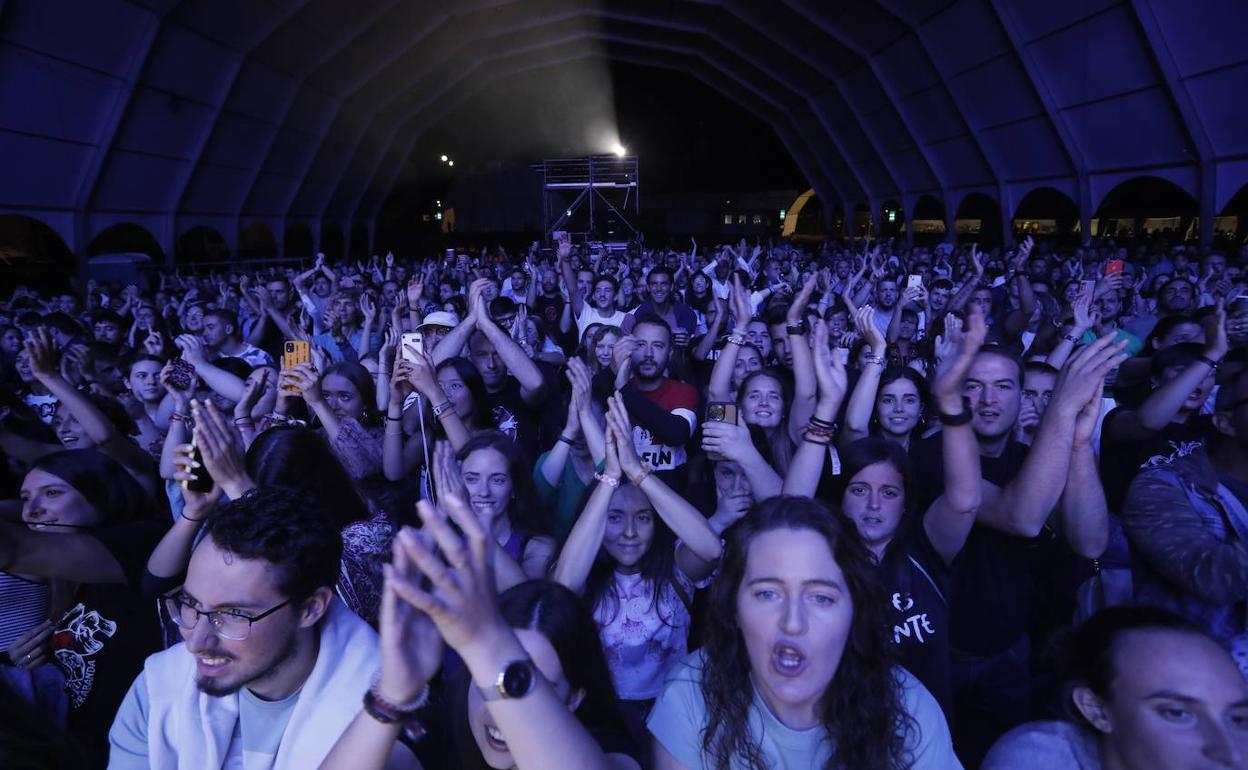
xmin=108 ymin=489 xmax=403 ymax=769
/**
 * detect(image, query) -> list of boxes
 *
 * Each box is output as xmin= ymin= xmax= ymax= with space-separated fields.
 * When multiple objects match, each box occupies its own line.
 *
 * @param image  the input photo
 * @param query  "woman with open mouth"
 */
xmin=647 ymin=496 xmax=961 ymax=769
xmin=552 ymin=393 xmax=723 ymax=735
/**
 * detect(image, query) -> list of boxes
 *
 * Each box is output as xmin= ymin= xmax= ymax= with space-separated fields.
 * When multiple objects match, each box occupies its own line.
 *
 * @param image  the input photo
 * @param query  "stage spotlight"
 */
xmin=448 ymin=160 xmax=454 ymax=167
xmin=440 ymin=154 xmax=448 ymax=162
xmin=612 ymin=144 xmax=627 ymax=157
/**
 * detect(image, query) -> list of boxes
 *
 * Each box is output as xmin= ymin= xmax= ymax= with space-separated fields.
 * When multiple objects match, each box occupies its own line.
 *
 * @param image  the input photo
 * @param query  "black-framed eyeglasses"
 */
xmin=163 ymin=592 xmax=292 ymax=641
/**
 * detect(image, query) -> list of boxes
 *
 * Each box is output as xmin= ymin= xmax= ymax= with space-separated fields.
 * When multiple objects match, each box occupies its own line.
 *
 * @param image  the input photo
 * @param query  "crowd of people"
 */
xmin=2 ymin=231 xmax=1248 ymax=769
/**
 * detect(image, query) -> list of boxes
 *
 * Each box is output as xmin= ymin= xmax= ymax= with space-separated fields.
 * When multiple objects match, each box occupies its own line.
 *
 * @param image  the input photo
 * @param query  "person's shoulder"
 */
xmin=661 ymin=378 xmax=699 ymax=399
xmin=981 ymin=720 xmax=1100 ymax=770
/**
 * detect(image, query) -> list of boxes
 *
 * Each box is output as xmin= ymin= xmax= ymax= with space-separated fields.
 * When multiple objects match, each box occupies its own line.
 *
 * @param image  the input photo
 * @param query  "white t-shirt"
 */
xmin=648 ymin=651 xmax=962 ymax=770
xmin=576 ymin=305 xmax=629 ymax=337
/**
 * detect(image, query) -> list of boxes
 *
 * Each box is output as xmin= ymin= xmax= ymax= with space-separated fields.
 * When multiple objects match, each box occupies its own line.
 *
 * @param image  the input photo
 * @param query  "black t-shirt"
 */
xmin=532 ymin=294 xmax=564 ymax=329
xmin=909 ymin=435 xmax=1043 ymax=657
xmin=54 ymin=519 xmax=168 ymax=768
xmin=482 ymin=377 xmax=543 ymax=462
xmin=1099 ymin=406 xmax=1209 ymax=512
xmin=882 ymin=523 xmax=954 ymax=719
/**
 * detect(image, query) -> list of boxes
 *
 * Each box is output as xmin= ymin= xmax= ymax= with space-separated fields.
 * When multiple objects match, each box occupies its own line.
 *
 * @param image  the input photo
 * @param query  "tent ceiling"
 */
xmin=1 ymin=0 xmax=1245 ymax=244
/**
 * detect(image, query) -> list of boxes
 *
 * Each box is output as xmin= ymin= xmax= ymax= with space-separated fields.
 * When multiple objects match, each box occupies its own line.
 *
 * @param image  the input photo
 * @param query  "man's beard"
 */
xmin=637 ymin=359 xmax=663 ymax=380
xmin=196 ymin=629 xmax=299 ymax=697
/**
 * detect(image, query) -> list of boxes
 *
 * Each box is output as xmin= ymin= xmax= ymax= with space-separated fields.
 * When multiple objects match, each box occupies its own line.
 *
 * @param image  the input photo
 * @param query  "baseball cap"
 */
xmin=419 ymin=311 xmax=459 ymax=329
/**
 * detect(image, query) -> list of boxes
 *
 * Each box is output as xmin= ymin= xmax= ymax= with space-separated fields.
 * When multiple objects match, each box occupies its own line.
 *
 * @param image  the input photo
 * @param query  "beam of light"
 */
xmin=612 ymin=143 xmax=627 ymax=157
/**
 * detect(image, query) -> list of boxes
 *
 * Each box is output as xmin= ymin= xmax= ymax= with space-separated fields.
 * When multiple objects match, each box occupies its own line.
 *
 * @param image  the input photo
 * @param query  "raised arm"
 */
xmin=782 ymin=319 xmax=846 ymax=497
xmin=785 ymin=274 xmax=819 ymax=444
xmin=176 ymin=334 xmax=245 ymax=403
xmin=557 ymin=235 xmax=585 ymax=318
xmin=947 ymin=245 xmax=984 ymax=314
xmin=430 ymin=278 xmax=487 ymax=364
xmin=1108 ymin=303 xmax=1226 ymax=441
xmin=356 ymin=295 xmax=379 ymax=360
xmin=1045 ymin=285 xmax=1097 ymax=371
xmin=977 ymin=335 xmax=1128 ymax=538
xmin=26 ymin=331 xmax=147 ymax=472
xmin=475 ymin=295 xmax=547 ymax=405
xmin=922 ymin=310 xmax=986 ymax=565
xmin=551 ymin=434 xmax=619 ymax=593
xmin=702 ymin=419 xmax=783 ymax=499
xmin=707 ymin=277 xmax=752 ymax=402
xmin=840 ymin=305 xmax=887 ymax=445
xmin=607 ymin=395 xmax=721 ymax=581
xmin=281 ymin=362 xmax=343 ymax=440
xmin=388 ymin=499 xmax=628 ymax=770
xmin=1059 ymin=382 xmax=1110 ymax=559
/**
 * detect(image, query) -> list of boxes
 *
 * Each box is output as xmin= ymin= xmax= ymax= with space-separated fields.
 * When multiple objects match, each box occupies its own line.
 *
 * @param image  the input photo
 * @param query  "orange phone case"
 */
xmin=282 ymin=340 xmax=311 ymax=391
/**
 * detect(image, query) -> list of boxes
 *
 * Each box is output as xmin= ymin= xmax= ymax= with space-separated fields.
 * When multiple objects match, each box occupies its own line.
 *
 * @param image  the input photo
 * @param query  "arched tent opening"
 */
xmin=879 ymin=199 xmax=904 ymax=240
xmin=789 ymin=194 xmax=827 ymax=241
xmin=88 ymin=223 xmax=164 ymax=262
xmin=1013 ymin=187 xmax=1080 ymax=241
xmin=238 ymin=222 xmax=278 ymax=260
xmin=1094 ymin=176 xmax=1197 ymax=240
xmin=955 ymin=193 xmax=1002 ymax=245
xmin=320 ymin=223 xmax=344 ymax=260
xmin=910 ymin=195 xmax=946 ymax=244
xmin=781 ymin=189 xmax=814 ymax=239
xmin=0 ymin=215 xmax=74 ymax=289
xmin=176 ymin=226 xmax=229 ymax=264
xmin=350 ymin=224 xmax=371 ymax=259
xmin=1217 ymin=183 xmax=1248 ymax=242
xmin=285 ymin=224 xmax=314 ymax=257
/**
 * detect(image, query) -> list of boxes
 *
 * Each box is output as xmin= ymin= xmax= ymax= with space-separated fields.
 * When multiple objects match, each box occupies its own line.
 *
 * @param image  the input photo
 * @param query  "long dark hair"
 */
xmin=583 ymin=484 xmax=684 ymax=627
xmin=699 ymin=496 xmax=914 ymax=770
xmin=835 ymin=437 xmax=914 ymax=518
xmin=455 ymin=431 xmax=547 ymax=538
xmin=452 ymin=581 xmax=627 ymax=769
xmin=29 ymin=449 xmax=158 ymax=525
xmin=436 ymin=357 xmax=490 ymax=431
xmin=244 ymin=426 xmax=371 ymax=529
xmin=873 ymin=367 xmax=929 ymax=437
xmin=319 ymin=361 xmax=380 ymax=427
xmin=737 ymin=368 xmax=794 ymax=472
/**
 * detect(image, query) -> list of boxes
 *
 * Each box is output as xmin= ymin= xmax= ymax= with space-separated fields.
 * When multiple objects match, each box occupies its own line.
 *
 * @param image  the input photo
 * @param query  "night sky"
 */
xmin=397 ymin=60 xmax=808 ymax=197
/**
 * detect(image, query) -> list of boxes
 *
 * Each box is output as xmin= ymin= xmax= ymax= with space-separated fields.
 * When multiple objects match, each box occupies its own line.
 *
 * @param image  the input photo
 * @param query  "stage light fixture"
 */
xmin=440 ymin=154 xmax=448 ymax=162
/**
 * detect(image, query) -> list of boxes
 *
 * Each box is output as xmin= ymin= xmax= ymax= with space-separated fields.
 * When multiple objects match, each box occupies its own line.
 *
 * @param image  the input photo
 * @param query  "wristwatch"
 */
xmin=938 ymin=397 xmax=974 ymax=427
xmin=478 ymin=659 xmax=539 ymax=702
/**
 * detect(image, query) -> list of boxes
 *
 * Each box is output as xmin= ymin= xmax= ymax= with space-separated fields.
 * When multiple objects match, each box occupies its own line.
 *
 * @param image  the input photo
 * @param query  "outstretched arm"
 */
xmin=922 ymin=310 xmax=986 ymax=565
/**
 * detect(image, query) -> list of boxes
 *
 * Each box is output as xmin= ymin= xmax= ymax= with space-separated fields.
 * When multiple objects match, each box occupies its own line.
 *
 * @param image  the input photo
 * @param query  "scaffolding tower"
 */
xmin=533 ymin=154 xmax=641 ymax=247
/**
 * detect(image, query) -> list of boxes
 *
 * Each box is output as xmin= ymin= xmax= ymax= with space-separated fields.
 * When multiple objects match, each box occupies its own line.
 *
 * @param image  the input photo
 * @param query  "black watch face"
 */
xmin=502 ymin=661 xmax=534 ymax=698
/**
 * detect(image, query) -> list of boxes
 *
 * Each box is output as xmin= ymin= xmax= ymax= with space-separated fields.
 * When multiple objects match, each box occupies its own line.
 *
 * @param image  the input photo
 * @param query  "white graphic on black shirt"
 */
xmin=50 ymin=603 xmax=117 ymax=708
xmin=890 ymin=592 xmax=935 ymax=645
xmin=493 ymin=405 xmax=519 ymax=440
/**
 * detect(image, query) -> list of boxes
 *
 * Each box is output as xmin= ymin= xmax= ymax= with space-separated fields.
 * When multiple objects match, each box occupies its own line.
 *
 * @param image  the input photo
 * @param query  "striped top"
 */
xmin=0 ymin=571 xmax=49 ymax=649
